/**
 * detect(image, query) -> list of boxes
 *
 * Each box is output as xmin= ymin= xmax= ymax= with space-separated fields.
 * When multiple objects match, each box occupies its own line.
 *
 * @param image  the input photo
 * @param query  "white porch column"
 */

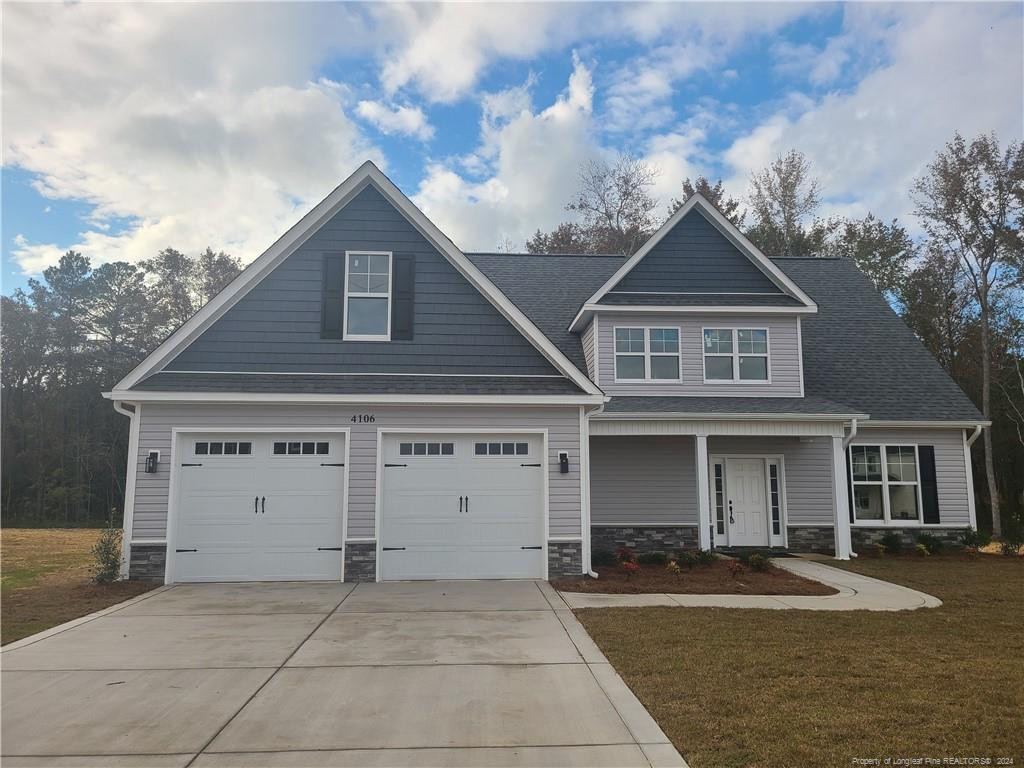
xmin=831 ymin=436 xmax=852 ymax=559
xmin=695 ymin=433 xmax=712 ymax=551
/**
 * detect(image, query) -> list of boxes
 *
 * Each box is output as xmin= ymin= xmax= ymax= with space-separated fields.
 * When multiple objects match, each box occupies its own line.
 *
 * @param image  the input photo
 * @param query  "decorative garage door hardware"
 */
xmin=520 ymin=463 xmax=541 ymax=467
xmin=382 ymin=547 xmax=406 ymax=551
xmin=317 ymin=547 xmax=344 ymax=551
xmin=384 ymin=463 xmax=407 ymax=467
xmin=458 ymin=496 xmax=470 ymax=513
xmin=176 ymin=548 xmax=198 ymax=553
xmin=521 ymin=546 xmax=543 ymax=550
xmin=253 ymin=496 xmax=266 ymax=514
xmin=320 ymin=462 xmax=345 ymax=467
xmin=181 ymin=463 xmax=203 ymax=467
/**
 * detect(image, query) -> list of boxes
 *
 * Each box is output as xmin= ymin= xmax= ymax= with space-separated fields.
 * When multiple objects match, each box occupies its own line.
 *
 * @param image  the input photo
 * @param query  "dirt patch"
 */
xmin=552 ymin=559 xmax=837 ymax=596
xmin=2 ymin=529 xmax=156 ymax=645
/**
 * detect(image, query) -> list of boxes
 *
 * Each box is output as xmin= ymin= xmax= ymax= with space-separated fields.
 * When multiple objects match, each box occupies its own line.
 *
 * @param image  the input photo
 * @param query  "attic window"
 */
xmin=344 ymin=252 xmax=391 ymax=340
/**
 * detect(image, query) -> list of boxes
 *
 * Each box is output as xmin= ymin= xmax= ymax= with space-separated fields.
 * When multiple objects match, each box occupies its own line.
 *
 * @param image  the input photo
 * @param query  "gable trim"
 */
xmin=114 ymin=161 xmax=602 ymax=396
xmin=575 ymin=303 xmax=817 ymax=316
xmin=568 ymin=194 xmax=817 ymax=332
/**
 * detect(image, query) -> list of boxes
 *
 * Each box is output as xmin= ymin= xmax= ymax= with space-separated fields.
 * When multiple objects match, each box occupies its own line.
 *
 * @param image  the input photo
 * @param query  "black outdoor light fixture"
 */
xmin=558 ymin=451 xmax=570 ymax=474
xmin=145 ymin=450 xmax=160 ymax=474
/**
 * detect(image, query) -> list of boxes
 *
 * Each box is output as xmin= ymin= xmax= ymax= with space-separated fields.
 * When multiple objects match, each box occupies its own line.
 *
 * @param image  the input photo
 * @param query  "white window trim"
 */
xmin=343 ymin=250 xmax=392 ymax=341
xmin=612 ymin=325 xmax=683 ymax=383
xmin=849 ymin=443 xmax=925 ymax=527
xmin=701 ymin=326 xmax=772 ymax=384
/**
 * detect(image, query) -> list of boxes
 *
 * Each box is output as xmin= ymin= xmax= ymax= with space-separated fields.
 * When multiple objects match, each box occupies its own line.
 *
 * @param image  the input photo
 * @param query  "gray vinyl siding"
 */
xmin=596 ymin=313 xmax=803 ymax=397
xmin=608 ymin=207 xmax=783 ymax=294
xmin=589 ymin=436 xmax=698 ymax=525
xmin=166 ymin=185 xmax=558 ymax=375
xmin=130 ymin=404 xmax=583 ymax=541
xmin=708 ymin=436 xmax=836 ymax=526
xmin=853 ymin=427 xmax=971 ymax=526
xmin=581 ymin=320 xmax=596 ymax=380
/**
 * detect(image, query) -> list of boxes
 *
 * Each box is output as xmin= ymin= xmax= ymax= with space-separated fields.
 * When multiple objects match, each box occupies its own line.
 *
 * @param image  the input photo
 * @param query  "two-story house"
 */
xmin=106 ymin=161 xmax=987 ymax=583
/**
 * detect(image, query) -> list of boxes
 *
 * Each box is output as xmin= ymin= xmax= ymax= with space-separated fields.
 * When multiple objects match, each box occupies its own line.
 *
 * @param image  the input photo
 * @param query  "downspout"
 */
xmin=582 ymin=402 xmax=606 ymax=579
xmin=842 ymin=417 xmax=858 ymax=449
xmin=112 ymin=401 xmax=138 ymax=578
xmin=966 ymin=424 xmax=983 ymax=447
xmin=841 ymin=418 xmax=858 ymax=557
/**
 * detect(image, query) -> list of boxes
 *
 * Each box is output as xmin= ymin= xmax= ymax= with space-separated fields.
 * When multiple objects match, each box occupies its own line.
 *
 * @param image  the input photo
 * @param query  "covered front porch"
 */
xmin=587 ymin=413 xmax=861 ymax=560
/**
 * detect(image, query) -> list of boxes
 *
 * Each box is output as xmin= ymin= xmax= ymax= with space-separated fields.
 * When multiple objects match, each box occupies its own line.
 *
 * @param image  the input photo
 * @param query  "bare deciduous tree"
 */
xmin=670 ymin=176 xmax=745 ymax=228
xmin=913 ymin=132 xmax=1024 ymax=536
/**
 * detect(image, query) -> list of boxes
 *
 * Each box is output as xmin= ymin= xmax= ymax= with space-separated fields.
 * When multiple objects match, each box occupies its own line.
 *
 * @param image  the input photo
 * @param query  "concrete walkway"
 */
xmin=1 ymin=581 xmax=686 ymax=768
xmin=558 ymin=558 xmax=942 ymax=611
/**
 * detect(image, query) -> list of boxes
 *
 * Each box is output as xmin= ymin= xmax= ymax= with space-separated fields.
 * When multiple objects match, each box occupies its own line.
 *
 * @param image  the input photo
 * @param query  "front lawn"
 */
xmin=576 ymin=555 xmax=1024 ymax=767
xmin=1 ymin=528 xmax=155 ymax=645
xmin=553 ymin=558 xmax=836 ymax=596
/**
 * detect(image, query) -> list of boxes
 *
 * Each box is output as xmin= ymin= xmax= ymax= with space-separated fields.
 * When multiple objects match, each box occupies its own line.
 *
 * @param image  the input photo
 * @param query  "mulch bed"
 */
xmin=552 ymin=559 xmax=837 ymax=596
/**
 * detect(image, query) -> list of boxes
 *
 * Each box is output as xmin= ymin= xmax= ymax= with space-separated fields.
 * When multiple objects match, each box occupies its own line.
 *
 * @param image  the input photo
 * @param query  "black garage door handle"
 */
xmin=521 ymin=546 xmax=542 ymax=550
xmin=176 ymin=548 xmax=198 ymax=553
xmin=382 ymin=547 xmax=406 ymax=551
xmin=317 ymin=547 xmax=344 ymax=551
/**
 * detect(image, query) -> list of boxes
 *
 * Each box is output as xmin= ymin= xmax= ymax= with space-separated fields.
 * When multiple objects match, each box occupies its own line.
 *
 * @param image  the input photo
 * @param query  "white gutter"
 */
xmin=966 ymin=424 xmax=983 ymax=447
xmin=103 ymin=390 xmax=607 ymax=406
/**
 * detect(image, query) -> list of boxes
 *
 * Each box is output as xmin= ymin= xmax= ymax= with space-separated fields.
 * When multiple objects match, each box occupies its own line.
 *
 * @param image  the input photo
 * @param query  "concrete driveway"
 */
xmin=1 ymin=581 xmax=684 ymax=767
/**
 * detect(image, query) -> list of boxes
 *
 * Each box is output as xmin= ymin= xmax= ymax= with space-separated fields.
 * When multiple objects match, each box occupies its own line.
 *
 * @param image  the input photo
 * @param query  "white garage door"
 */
xmin=172 ymin=434 xmax=345 ymax=582
xmin=380 ymin=434 xmax=546 ymax=580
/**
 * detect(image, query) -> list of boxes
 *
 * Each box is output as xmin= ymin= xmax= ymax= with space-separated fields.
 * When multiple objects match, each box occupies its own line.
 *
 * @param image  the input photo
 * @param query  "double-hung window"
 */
xmin=849 ymin=444 xmax=922 ymax=524
xmin=615 ymin=327 xmax=680 ymax=381
xmin=703 ymin=328 xmax=769 ymax=381
xmin=344 ymin=251 xmax=391 ymax=340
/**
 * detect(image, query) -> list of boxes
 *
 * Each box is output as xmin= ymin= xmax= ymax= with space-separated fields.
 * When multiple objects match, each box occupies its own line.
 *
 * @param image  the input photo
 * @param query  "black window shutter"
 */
xmin=919 ymin=445 xmax=940 ymax=524
xmin=391 ymin=253 xmax=415 ymax=341
xmin=321 ymin=254 xmax=345 ymax=339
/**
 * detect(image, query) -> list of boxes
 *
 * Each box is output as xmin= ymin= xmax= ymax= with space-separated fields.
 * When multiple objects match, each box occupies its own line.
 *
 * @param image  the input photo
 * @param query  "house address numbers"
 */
xmin=351 ymin=414 xmax=376 ymax=423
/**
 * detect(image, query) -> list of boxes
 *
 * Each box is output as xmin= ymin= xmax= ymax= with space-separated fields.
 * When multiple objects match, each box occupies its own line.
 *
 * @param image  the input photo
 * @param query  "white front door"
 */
xmin=380 ymin=434 xmax=545 ymax=580
xmin=725 ymin=457 xmax=769 ymax=547
xmin=173 ymin=434 xmax=345 ymax=582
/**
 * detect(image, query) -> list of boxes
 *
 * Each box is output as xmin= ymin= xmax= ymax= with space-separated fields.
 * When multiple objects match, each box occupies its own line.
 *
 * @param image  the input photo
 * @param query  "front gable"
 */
xmin=164 ymin=185 xmax=559 ymax=376
xmin=111 ymin=162 xmax=602 ymax=397
xmin=606 ymin=206 xmax=784 ymax=296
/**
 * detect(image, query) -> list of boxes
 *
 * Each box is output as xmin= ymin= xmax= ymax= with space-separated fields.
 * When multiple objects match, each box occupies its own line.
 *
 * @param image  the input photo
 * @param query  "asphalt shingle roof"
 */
xmin=469 ymin=252 xmax=983 ymax=422
xmin=134 ymin=372 xmax=585 ymax=395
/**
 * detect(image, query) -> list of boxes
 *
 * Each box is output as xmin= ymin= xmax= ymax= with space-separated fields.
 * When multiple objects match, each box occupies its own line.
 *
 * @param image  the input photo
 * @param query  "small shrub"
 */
xmin=676 ymin=550 xmax=699 ymax=570
xmin=879 ymin=531 xmax=903 ymax=554
xmin=637 ymin=551 xmax=669 ymax=566
xmin=726 ymin=560 xmax=745 ymax=579
xmin=915 ymin=542 xmax=931 ymax=557
xmin=622 ymin=560 xmax=641 ymax=580
xmin=92 ymin=525 xmax=123 ymax=584
xmin=591 ymin=548 xmax=616 ymax=567
xmin=1000 ymin=514 xmax=1023 ymax=556
xmin=696 ymin=549 xmax=716 ymax=566
xmin=915 ymin=532 xmax=944 ymax=555
xmin=873 ymin=542 xmax=887 ymax=558
xmin=665 ymin=560 xmax=683 ymax=577
xmin=616 ymin=546 xmax=636 ymax=564
xmin=747 ymin=552 xmax=770 ymax=571
xmin=959 ymin=528 xmax=989 ymax=549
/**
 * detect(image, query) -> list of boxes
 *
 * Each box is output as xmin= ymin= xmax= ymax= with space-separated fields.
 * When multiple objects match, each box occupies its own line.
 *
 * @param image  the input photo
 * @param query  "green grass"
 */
xmin=2 ymin=529 xmax=155 ymax=644
xmin=576 ymin=555 xmax=1024 ymax=767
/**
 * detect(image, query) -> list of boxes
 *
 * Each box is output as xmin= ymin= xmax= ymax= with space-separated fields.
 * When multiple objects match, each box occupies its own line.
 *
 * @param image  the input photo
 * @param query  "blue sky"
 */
xmin=3 ymin=2 xmax=1021 ymax=294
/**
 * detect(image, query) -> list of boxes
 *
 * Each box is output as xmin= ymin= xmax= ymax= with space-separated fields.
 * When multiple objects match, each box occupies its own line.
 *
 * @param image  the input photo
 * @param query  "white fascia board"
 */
xmin=571 ymin=303 xmax=817 ymax=327
xmin=104 ymin=390 xmax=608 ymax=406
xmin=115 ymin=160 xmax=601 ymax=397
xmin=857 ymin=420 xmax=992 ymax=429
xmin=567 ymin=193 xmax=817 ymax=332
xmin=590 ymin=411 xmax=868 ymax=422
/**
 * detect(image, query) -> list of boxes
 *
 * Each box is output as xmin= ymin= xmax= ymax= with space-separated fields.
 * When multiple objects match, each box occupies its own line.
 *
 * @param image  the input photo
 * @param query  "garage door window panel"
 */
xmin=273 ymin=441 xmax=330 ymax=456
xmin=195 ymin=441 xmax=251 ymax=457
xmin=399 ymin=442 xmax=455 ymax=457
xmin=475 ymin=442 xmax=529 ymax=456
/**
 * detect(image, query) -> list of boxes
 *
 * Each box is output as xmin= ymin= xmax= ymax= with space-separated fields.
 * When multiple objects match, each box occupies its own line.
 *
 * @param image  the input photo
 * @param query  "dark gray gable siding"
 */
xmin=164 ymin=185 xmax=560 ymax=375
xmin=605 ymin=207 xmax=784 ymax=296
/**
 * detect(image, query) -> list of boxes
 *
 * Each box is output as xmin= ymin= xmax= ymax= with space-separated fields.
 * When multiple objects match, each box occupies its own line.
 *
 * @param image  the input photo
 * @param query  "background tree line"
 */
xmin=2 ymin=131 xmax=1020 ymax=537
xmin=2 ymin=248 xmax=241 ymax=527
xmin=528 ymin=132 xmax=1023 ymax=537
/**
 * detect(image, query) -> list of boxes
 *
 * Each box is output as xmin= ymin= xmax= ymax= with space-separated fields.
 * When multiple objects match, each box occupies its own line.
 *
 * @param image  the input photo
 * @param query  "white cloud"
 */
xmin=413 ymin=54 xmax=599 ymax=250
xmin=356 ymin=100 xmax=434 ymax=140
xmin=4 ymin=3 xmax=382 ymax=275
xmin=723 ymin=3 xmax=1023 ymax=229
